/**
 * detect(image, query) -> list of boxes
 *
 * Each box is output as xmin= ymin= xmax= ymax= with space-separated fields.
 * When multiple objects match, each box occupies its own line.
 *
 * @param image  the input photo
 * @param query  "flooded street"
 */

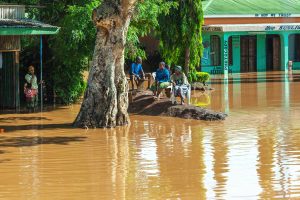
xmin=0 ymin=72 xmax=300 ymax=199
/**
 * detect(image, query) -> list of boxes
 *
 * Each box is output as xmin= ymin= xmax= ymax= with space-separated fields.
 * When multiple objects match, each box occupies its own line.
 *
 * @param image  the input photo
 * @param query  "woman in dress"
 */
xmin=24 ymin=65 xmax=39 ymax=112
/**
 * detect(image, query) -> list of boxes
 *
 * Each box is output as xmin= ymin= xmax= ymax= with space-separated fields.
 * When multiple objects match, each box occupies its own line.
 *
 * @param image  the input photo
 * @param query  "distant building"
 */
xmin=201 ymin=0 xmax=300 ymax=75
xmin=0 ymin=4 xmax=59 ymax=110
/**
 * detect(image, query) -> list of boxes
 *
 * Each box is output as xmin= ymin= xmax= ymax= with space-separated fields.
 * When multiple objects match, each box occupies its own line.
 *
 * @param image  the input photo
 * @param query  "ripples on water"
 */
xmin=0 ymin=72 xmax=299 ymax=199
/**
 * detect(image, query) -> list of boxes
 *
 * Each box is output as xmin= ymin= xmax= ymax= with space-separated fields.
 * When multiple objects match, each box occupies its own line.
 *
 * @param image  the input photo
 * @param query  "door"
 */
xmin=0 ymin=52 xmax=19 ymax=109
xmin=266 ymin=35 xmax=281 ymax=71
xmin=240 ymin=36 xmax=257 ymax=72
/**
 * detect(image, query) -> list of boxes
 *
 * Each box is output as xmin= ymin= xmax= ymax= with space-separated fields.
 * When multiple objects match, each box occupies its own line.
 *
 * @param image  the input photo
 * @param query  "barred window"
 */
xmin=229 ymin=36 xmax=233 ymax=66
xmin=210 ymin=35 xmax=221 ymax=66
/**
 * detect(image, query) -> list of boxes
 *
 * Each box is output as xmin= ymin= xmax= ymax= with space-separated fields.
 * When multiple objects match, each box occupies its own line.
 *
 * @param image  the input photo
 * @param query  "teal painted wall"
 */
xmin=293 ymin=62 xmax=300 ymax=70
xmin=231 ymin=36 xmax=240 ymax=73
xmin=257 ymin=35 xmax=266 ymax=72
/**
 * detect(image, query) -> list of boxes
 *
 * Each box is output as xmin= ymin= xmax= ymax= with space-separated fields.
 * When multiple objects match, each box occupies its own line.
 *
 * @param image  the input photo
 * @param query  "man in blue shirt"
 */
xmin=150 ymin=62 xmax=171 ymax=99
xmin=129 ymin=57 xmax=145 ymax=90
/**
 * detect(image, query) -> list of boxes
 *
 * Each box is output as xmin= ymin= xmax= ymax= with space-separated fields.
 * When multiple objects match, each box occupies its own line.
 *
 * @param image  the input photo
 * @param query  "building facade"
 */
xmin=201 ymin=0 xmax=300 ymax=75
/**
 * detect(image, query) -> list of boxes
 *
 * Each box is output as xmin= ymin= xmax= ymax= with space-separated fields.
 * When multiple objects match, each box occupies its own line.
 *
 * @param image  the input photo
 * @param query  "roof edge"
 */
xmin=205 ymin=14 xmax=300 ymax=18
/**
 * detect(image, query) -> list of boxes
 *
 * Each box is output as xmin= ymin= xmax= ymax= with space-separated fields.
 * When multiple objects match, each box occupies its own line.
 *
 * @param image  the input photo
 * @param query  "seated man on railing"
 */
xmin=129 ymin=56 xmax=145 ymax=90
xmin=150 ymin=61 xmax=171 ymax=99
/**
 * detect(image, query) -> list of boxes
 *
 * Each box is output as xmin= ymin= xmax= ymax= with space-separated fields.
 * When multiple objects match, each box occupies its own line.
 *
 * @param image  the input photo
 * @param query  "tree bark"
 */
xmin=73 ymin=0 xmax=137 ymax=128
xmin=184 ymin=47 xmax=190 ymax=75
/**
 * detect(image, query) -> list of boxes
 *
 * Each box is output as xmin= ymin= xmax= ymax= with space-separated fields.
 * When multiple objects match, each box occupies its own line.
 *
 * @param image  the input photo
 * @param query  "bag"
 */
xmin=24 ymin=88 xmax=37 ymax=98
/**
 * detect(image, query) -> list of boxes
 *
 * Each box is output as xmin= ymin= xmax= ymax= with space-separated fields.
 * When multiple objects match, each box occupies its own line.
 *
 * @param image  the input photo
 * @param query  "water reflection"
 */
xmin=211 ymin=127 xmax=229 ymax=199
xmin=0 ymin=72 xmax=300 ymax=199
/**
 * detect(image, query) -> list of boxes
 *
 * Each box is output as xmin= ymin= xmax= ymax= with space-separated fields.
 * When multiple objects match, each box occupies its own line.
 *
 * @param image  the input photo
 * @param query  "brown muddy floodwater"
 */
xmin=0 ymin=72 xmax=300 ymax=200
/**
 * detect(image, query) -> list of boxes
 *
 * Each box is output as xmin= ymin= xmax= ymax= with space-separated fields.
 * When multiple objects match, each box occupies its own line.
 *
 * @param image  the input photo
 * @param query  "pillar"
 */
xmin=257 ymin=35 xmax=266 ymax=72
xmin=222 ymin=34 xmax=229 ymax=79
xmin=15 ymin=51 xmax=20 ymax=112
xmin=281 ymin=33 xmax=289 ymax=73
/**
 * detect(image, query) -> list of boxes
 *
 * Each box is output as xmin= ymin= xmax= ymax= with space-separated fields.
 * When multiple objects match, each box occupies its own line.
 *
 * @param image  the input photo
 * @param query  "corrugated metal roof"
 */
xmin=0 ymin=18 xmax=57 ymax=28
xmin=202 ymin=0 xmax=300 ymax=15
xmin=0 ymin=18 xmax=59 ymax=35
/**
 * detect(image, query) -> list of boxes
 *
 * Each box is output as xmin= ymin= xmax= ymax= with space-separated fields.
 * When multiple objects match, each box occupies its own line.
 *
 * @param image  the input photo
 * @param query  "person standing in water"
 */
xmin=24 ymin=65 xmax=39 ymax=112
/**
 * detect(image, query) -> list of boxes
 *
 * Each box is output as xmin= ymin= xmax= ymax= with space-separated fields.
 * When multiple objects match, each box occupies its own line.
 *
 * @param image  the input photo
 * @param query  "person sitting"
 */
xmin=150 ymin=61 xmax=171 ymax=99
xmin=170 ymin=66 xmax=189 ymax=105
xmin=129 ymin=56 xmax=145 ymax=90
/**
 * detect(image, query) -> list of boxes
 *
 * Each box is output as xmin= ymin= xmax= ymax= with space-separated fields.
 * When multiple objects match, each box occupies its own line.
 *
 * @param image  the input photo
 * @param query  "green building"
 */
xmin=0 ymin=5 xmax=59 ymax=110
xmin=201 ymin=0 xmax=300 ymax=76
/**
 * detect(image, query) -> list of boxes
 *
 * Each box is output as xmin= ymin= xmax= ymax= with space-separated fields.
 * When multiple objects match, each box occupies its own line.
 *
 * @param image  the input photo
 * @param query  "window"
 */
xmin=210 ymin=35 xmax=221 ymax=66
xmin=229 ymin=36 xmax=233 ymax=66
xmin=289 ymin=34 xmax=300 ymax=62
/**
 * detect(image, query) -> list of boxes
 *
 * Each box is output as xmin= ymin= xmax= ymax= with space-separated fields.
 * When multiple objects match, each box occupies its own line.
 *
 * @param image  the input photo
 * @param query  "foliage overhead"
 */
xmin=126 ymin=0 xmax=177 ymax=60
xmin=158 ymin=0 xmax=204 ymax=74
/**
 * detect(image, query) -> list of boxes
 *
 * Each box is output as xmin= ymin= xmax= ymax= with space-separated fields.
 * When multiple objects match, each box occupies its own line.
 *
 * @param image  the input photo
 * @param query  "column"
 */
xmin=222 ymin=78 xmax=229 ymax=114
xmin=222 ymin=34 xmax=229 ymax=79
xmin=283 ymin=73 xmax=290 ymax=111
xmin=281 ymin=33 xmax=289 ymax=73
xmin=257 ymin=35 xmax=266 ymax=72
xmin=15 ymin=51 xmax=20 ymax=111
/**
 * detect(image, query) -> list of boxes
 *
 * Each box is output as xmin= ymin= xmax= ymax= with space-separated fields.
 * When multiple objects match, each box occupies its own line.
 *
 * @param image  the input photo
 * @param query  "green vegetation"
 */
xmin=126 ymin=0 xmax=177 ymax=60
xmin=188 ymin=71 xmax=210 ymax=84
xmin=196 ymin=72 xmax=210 ymax=84
xmin=159 ymin=0 xmax=204 ymax=75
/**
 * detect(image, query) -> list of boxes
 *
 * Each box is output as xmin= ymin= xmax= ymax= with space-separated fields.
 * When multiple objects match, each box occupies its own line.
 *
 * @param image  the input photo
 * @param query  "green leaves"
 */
xmin=159 ymin=0 xmax=204 ymax=73
xmin=125 ymin=0 xmax=177 ymax=60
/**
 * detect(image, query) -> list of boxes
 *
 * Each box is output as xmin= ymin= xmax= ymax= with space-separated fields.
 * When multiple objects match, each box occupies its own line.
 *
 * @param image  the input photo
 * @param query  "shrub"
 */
xmin=188 ymin=71 xmax=210 ymax=84
xmin=196 ymin=72 xmax=210 ymax=84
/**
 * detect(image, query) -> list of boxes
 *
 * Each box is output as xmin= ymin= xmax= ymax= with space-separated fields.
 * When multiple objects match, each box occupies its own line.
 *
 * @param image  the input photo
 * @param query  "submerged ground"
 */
xmin=0 ymin=71 xmax=299 ymax=199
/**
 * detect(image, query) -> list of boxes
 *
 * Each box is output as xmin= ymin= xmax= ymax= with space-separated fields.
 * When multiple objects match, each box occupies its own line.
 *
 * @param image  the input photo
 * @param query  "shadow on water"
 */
xmin=0 ymin=105 xmax=69 ymax=115
xmin=0 ymin=123 xmax=74 ymax=133
xmin=0 ymin=150 xmax=6 ymax=154
xmin=0 ymin=117 xmax=51 ymax=123
xmin=0 ymin=159 xmax=11 ymax=163
xmin=0 ymin=136 xmax=87 ymax=148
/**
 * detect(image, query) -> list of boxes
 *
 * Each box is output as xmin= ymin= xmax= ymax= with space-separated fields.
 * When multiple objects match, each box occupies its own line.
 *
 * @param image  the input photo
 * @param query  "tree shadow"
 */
xmin=0 ymin=105 xmax=69 ymax=115
xmin=0 ymin=136 xmax=87 ymax=148
xmin=0 ymin=117 xmax=51 ymax=123
xmin=0 ymin=159 xmax=11 ymax=163
xmin=0 ymin=150 xmax=6 ymax=154
xmin=0 ymin=123 xmax=74 ymax=133
xmin=0 ymin=150 xmax=10 ymax=163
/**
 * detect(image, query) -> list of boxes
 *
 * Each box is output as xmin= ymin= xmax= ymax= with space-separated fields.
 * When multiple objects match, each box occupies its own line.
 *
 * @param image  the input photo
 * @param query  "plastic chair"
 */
xmin=171 ymin=84 xmax=191 ymax=105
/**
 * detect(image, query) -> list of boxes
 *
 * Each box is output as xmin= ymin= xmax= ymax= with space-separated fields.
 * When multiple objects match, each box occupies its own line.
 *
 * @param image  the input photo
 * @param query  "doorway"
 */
xmin=240 ymin=36 xmax=257 ymax=72
xmin=266 ymin=35 xmax=281 ymax=71
xmin=0 ymin=52 xmax=19 ymax=109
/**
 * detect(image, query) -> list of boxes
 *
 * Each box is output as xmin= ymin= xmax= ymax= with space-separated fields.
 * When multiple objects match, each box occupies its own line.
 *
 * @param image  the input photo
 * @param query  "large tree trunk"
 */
xmin=184 ymin=47 xmax=190 ymax=75
xmin=73 ymin=0 xmax=137 ymax=128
